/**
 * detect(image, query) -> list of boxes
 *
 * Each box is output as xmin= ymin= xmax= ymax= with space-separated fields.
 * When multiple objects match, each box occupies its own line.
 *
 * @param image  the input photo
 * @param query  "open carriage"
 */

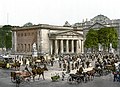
xmin=67 ymin=73 xmax=84 ymax=84
xmin=11 ymin=71 xmax=31 ymax=83
xmin=67 ymin=67 xmax=95 ymax=84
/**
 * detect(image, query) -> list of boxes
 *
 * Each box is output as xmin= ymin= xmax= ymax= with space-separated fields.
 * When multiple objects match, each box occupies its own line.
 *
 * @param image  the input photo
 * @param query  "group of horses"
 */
xmin=31 ymin=65 xmax=48 ymax=81
xmin=72 ymin=63 xmax=116 ymax=83
xmin=11 ymin=64 xmax=48 ymax=83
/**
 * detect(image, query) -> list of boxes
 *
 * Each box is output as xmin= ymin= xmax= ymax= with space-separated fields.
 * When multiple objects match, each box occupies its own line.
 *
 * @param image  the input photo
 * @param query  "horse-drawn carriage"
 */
xmin=67 ymin=67 xmax=95 ymax=84
xmin=67 ymin=73 xmax=84 ymax=84
xmin=11 ymin=70 xmax=31 ymax=83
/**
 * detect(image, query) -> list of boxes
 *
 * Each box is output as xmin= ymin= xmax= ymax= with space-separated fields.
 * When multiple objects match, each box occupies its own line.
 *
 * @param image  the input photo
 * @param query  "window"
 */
xmin=32 ymin=32 xmax=34 ymax=35
xmin=25 ymin=33 xmax=26 ymax=36
xmin=21 ymin=33 xmax=23 ymax=37
xmin=17 ymin=33 xmax=20 ymax=37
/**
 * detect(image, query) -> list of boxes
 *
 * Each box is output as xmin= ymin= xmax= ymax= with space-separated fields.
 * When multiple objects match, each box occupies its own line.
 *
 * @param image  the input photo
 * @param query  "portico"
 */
xmin=49 ymin=30 xmax=83 ymax=55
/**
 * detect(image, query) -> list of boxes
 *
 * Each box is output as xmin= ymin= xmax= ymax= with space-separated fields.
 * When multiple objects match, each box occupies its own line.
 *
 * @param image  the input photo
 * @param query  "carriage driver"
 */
xmin=25 ymin=64 xmax=31 ymax=74
xmin=76 ymin=66 xmax=83 ymax=75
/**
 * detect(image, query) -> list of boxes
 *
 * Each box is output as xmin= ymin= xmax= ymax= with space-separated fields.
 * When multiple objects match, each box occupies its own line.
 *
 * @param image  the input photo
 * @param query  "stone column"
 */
xmin=13 ymin=31 xmax=17 ymax=53
xmin=76 ymin=40 xmax=79 ymax=54
xmin=79 ymin=40 xmax=81 ymax=53
xmin=81 ymin=40 xmax=83 ymax=53
xmin=66 ymin=40 xmax=69 ymax=53
xmin=71 ymin=40 xmax=74 ymax=53
xmin=50 ymin=40 xmax=53 ymax=55
xmin=55 ymin=39 xmax=58 ymax=54
xmin=61 ymin=40 xmax=63 ymax=53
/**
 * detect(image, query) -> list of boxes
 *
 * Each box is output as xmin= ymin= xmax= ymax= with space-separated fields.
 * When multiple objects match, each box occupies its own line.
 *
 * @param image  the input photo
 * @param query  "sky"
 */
xmin=0 ymin=0 xmax=120 ymax=26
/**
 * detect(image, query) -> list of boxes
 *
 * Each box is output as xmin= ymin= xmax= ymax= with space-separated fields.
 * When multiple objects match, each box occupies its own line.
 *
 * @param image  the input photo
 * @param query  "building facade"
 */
xmin=12 ymin=24 xmax=84 ymax=57
xmin=74 ymin=14 xmax=120 ymax=54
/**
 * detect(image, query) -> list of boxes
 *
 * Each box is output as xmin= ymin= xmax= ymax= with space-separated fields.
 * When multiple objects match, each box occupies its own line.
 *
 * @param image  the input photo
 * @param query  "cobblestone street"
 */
xmin=0 ymin=61 xmax=120 ymax=87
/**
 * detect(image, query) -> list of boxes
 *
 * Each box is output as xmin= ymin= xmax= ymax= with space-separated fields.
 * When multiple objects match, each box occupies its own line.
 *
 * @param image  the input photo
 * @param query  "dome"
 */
xmin=90 ymin=14 xmax=110 ymax=24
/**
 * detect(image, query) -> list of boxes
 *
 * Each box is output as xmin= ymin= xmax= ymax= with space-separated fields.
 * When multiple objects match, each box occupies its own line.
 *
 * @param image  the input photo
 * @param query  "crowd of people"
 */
xmin=53 ymin=53 xmax=120 ymax=82
xmin=4 ymin=52 xmax=120 ymax=82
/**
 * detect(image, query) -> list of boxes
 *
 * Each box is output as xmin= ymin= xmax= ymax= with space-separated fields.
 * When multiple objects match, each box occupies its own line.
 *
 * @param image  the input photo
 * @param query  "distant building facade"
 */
xmin=12 ymin=24 xmax=83 ymax=56
xmin=74 ymin=14 xmax=120 ymax=54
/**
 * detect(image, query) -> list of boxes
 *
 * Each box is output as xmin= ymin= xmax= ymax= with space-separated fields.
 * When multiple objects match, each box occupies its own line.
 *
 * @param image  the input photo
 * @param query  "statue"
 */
xmin=110 ymin=43 xmax=112 ymax=49
xmin=32 ymin=43 xmax=37 ymax=57
xmin=109 ymin=43 xmax=114 ymax=53
xmin=33 ymin=43 xmax=37 ymax=51
xmin=98 ymin=43 xmax=101 ymax=51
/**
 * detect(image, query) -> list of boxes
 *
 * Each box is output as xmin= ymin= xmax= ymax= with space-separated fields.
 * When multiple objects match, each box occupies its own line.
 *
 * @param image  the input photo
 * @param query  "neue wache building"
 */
xmin=12 ymin=23 xmax=84 ymax=57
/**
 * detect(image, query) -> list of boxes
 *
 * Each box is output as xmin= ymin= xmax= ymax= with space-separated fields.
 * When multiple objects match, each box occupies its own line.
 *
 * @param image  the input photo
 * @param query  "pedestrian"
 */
xmin=16 ymin=74 xmax=21 ymax=87
xmin=72 ymin=63 xmax=74 ymax=70
xmin=6 ymin=63 xmax=10 ymax=69
xmin=25 ymin=64 xmax=31 ymax=74
xmin=113 ymin=71 xmax=117 ymax=82
xmin=63 ymin=63 xmax=66 ymax=71
xmin=86 ymin=61 xmax=90 ymax=68
xmin=50 ymin=59 xmax=54 ymax=66
xmin=82 ymin=62 xmax=85 ymax=68
xmin=62 ymin=72 xmax=65 ymax=81
xmin=59 ymin=60 xmax=62 ymax=68
xmin=66 ymin=64 xmax=70 ymax=73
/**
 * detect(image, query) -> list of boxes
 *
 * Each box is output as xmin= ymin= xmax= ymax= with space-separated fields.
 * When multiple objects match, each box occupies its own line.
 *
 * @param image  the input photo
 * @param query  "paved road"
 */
xmin=0 ymin=62 xmax=120 ymax=87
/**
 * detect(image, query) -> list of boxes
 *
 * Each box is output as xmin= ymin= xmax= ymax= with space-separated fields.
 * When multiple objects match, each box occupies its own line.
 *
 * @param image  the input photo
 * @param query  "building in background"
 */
xmin=12 ymin=23 xmax=83 ymax=58
xmin=74 ymin=14 xmax=120 ymax=54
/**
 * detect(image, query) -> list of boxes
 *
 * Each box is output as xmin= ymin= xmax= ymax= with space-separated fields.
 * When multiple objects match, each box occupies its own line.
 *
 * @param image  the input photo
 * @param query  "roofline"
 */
xmin=12 ymin=24 xmax=83 ymax=31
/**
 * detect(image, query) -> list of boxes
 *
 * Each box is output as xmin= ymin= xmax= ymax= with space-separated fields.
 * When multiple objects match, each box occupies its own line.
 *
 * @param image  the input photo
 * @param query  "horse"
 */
xmin=11 ymin=62 xmax=21 ymax=70
xmin=31 ymin=65 xmax=48 ymax=81
xmin=104 ymin=64 xmax=115 ymax=73
xmin=86 ymin=68 xmax=96 ymax=81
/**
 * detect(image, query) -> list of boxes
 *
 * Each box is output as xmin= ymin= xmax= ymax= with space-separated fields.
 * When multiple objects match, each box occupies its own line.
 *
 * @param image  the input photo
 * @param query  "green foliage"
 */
xmin=84 ymin=27 xmax=118 ymax=51
xmin=98 ymin=27 xmax=118 ymax=49
xmin=0 ymin=25 xmax=12 ymax=50
xmin=84 ymin=29 xmax=98 ymax=49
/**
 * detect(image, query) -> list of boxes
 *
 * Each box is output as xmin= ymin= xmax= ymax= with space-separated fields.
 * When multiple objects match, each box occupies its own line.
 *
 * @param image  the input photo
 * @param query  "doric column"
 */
xmin=71 ymin=40 xmax=74 ymax=53
xmin=50 ymin=40 xmax=53 ymax=55
xmin=61 ymin=40 xmax=63 ymax=53
xmin=76 ymin=40 xmax=79 ymax=54
xmin=79 ymin=40 xmax=81 ymax=53
xmin=66 ymin=40 xmax=69 ymax=53
xmin=81 ymin=40 xmax=83 ymax=53
xmin=55 ymin=39 xmax=58 ymax=54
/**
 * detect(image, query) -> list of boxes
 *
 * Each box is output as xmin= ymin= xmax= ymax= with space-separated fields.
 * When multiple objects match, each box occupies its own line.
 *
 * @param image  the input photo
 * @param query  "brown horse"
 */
xmin=104 ymin=64 xmax=116 ymax=73
xmin=11 ymin=62 xmax=21 ymax=70
xmin=86 ymin=68 xmax=96 ymax=81
xmin=31 ymin=66 xmax=48 ymax=81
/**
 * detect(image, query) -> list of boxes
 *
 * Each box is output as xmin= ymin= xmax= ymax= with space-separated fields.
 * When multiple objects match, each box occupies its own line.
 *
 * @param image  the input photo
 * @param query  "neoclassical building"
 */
xmin=74 ymin=14 xmax=120 ymax=54
xmin=12 ymin=23 xmax=84 ymax=56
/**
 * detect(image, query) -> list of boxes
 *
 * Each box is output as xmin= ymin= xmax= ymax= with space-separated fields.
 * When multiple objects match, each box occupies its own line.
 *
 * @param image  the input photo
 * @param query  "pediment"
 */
xmin=89 ymin=22 xmax=106 ymax=29
xmin=49 ymin=30 xmax=83 ymax=37
xmin=57 ymin=31 xmax=80 ymax=36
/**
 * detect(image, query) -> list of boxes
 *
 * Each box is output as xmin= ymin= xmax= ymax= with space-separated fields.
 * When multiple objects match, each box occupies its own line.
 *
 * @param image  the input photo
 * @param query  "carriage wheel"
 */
xmin=67 ymin=76 xmax=73 ymax=84
xmin=76 ymin=77 xmax=82 ymax=84
xmin=11 ymin=77 xmax=16 ymax=83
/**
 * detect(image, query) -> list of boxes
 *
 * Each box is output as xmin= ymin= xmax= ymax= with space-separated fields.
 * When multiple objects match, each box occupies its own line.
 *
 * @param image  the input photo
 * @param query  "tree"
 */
xmin=98 ymin=27 xmax=118 ymax=51
xmin=84 ymin=29 xmax=98 ymax=52
xmin=23 ymin=22 xmax=33 ymax=27
xmin=1 ymin=25 xmax=12 ymax=51
xmin=84 ymin=27 xmax=118 ymax=53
